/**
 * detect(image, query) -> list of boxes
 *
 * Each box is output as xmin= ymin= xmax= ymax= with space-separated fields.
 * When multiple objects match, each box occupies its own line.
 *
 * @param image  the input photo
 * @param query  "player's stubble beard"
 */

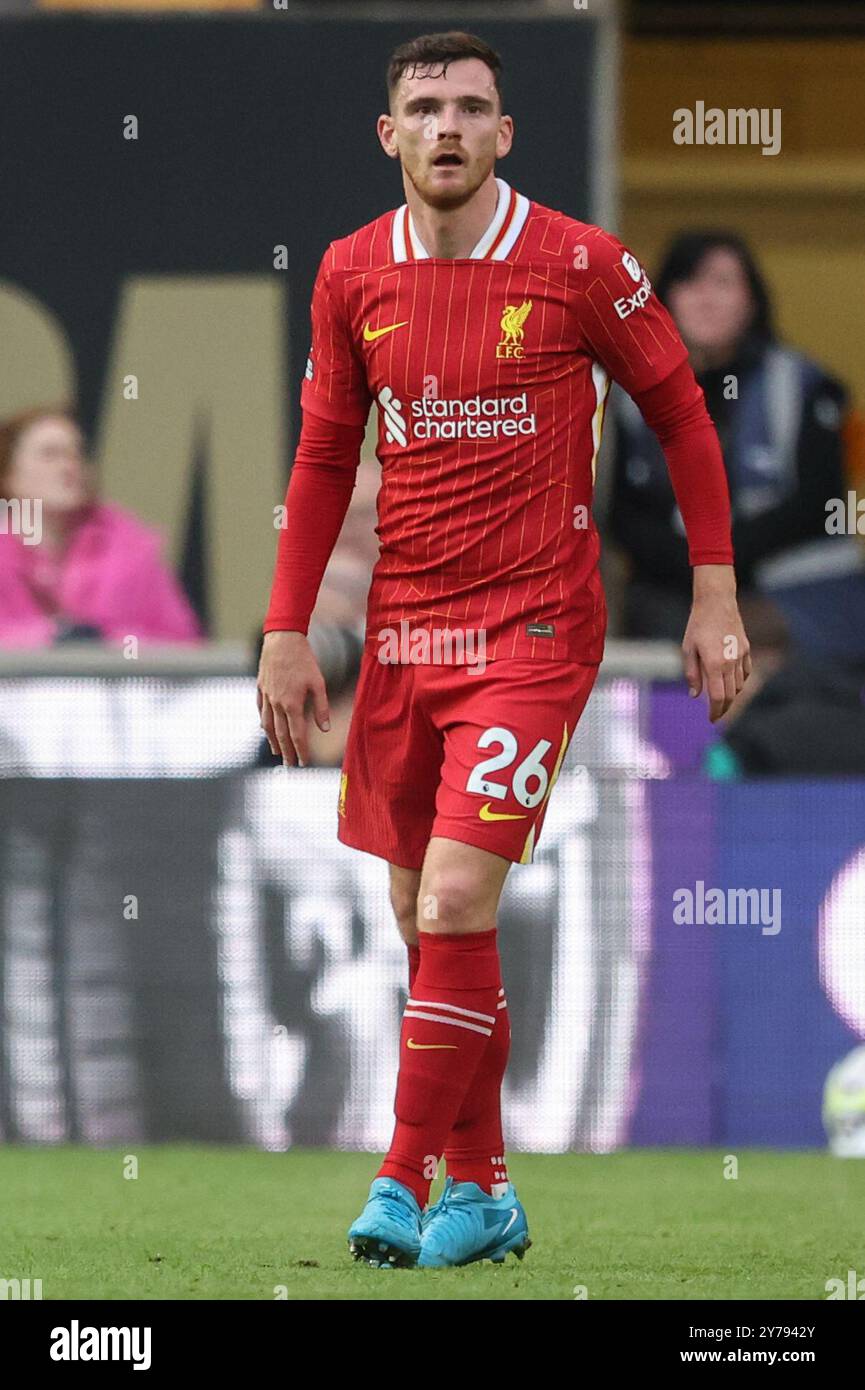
xmin=403 ymin=152 xmax=495 ymax=213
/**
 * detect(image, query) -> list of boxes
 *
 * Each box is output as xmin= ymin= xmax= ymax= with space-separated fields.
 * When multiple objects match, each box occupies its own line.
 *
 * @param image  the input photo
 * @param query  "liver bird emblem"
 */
xmin=499 ymin=299 xmax=533 ymax=347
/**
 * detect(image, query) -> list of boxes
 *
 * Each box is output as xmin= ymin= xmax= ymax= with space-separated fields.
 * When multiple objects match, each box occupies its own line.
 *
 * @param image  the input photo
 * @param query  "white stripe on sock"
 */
xmin=408 ymin=997 xmax=496 ymax=1025
xmin=404 ymin=1009 xmax=493 ymax=1037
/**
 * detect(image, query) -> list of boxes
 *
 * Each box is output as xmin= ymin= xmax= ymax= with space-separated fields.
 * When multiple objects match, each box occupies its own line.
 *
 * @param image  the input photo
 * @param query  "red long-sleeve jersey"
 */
xmin=265 ymin=177 xmax=733 ymax=661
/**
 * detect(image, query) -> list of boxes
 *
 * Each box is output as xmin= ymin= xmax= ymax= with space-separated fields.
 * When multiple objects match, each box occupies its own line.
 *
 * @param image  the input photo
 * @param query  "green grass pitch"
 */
xmin=0 ymin=1146 xmax=861 ymax=1300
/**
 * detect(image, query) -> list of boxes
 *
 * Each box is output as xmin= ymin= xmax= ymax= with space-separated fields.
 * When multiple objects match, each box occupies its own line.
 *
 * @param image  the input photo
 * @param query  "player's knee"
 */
xmin=419 ymin=870 xmax=491 ymax=933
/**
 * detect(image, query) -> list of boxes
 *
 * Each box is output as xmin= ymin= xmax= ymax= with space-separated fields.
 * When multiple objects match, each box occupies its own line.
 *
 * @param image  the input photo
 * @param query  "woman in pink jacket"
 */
xmin=0 ymin=407 xmax=202 ymax=647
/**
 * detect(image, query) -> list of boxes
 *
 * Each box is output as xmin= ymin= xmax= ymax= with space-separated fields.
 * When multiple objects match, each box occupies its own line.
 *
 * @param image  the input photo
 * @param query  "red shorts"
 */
xmin=337 ymin=651 xmax=599 ymax=869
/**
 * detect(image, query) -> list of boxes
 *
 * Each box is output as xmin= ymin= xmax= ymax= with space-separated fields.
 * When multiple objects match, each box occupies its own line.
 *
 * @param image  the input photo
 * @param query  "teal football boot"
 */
xmin=418 ymin=1176 xmax=531 ymax=1267
xmin=347 ymin=1177 xmax=423 ymax=1268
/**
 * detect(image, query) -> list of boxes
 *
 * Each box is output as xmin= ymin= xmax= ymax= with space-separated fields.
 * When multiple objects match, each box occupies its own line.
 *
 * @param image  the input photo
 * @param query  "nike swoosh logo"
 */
xmin=502 ymin=1208 xmax=518 ymax=1235
xmin=407 ymin=1037 xmax=457 ymax=1050
xmin=479 ymin=802 xmax=528 ymax=822
xmin=363 ymin=320 xmax=409 ymax=342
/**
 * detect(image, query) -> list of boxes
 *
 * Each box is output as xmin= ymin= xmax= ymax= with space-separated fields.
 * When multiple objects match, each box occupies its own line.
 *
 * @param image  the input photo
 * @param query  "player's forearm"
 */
xmin=263 ymin=412 xmax=365 ymax=635
xmin=665 ymin=420 xmax=735 ymax=567
xmin=632 ymin=360 xmax=734 ymax=568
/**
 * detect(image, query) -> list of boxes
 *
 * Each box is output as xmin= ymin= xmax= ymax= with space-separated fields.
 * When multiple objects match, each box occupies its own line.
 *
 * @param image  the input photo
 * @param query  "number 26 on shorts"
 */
xmin=466 ymin=726 xmax=555 ymax=809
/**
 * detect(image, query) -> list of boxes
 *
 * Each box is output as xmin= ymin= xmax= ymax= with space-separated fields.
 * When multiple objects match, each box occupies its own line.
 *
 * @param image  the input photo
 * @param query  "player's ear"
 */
xmin=496 ymin=115 xmax=514 ymax=159
xmin=377 ymin=113 xmax=400 ymax=159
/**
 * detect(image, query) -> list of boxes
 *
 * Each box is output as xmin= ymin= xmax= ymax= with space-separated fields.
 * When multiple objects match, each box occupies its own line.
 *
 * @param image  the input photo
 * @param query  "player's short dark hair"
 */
xmin=387 ymin=31 xmax=503 ymax=109
xmin=654 ymin=231 xmax=775 ymax=345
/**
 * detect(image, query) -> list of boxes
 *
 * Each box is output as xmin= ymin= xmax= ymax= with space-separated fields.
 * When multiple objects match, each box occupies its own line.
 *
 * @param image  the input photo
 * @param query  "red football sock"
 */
xmin=406 ymin=939 xmax=509 ymax=1196
xmin=378 ymin=928 xmax=501 ymax=1209
xmin=444 ymin=985 xmax=511 ymax=1195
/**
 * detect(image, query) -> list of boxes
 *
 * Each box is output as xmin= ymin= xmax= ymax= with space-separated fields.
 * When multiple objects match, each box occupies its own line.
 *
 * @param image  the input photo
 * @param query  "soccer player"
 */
xmin=257 ymin=31 xmax=750 ymax=1269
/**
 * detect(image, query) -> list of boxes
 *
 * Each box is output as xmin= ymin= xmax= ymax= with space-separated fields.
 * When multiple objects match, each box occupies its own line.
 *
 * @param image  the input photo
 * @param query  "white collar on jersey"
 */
xmin=391 ymin=177 xmax=530 ymax=263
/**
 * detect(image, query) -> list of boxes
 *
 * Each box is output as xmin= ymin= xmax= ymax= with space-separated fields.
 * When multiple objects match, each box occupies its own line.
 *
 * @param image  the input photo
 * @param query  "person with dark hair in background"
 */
xmin=607 ymin=231 xmax=849 ymax=645
xmin=0 ymin=407 xmax=203 ymax=648
xmin=608 ymin=233 xmax=865 ymax=776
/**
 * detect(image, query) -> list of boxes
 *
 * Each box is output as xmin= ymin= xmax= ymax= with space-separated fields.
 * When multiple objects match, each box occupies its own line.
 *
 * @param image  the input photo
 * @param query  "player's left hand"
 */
xmin=681 ymin=566 xmax=751 ymax=723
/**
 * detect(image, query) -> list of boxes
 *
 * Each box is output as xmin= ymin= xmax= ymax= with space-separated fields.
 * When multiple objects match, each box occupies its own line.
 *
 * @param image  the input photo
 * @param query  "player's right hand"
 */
xmin=256 ymin=630 xmax=331 ymax=767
